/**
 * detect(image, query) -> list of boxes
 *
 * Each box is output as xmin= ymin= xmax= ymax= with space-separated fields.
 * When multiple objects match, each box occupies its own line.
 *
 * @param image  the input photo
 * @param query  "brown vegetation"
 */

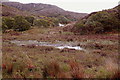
xmin=2 ymin=26 xmax=119 ymax=78
xmin=2 ymin=2 xmax=119 ymax=79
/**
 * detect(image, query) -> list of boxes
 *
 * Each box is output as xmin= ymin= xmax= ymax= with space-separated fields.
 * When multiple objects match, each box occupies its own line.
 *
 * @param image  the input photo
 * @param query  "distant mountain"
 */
xmin=2 ymin=4 xmax=33 ymax=16
xmin=2 ymin=2 xmax=88 ymax=20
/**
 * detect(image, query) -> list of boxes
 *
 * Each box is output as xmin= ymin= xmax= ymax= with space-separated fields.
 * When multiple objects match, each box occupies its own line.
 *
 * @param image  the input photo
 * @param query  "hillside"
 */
xmin=2 ymin=2 xmax=87 ymax=20
xmin=70 ymin=5 xmax=120 ymax=34
xmin=2 ymin=4 xmax=33 ymax=17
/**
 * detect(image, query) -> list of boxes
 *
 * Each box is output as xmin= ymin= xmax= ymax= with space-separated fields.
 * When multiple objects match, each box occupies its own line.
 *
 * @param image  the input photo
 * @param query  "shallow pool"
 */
xmin=10 ymin=40 xmax=83 ymax=50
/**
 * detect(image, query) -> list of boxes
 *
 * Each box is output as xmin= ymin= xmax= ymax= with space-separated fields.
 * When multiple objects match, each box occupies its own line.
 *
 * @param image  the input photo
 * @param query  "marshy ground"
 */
xmin=2 ymin=26 xmax=119 ymax=78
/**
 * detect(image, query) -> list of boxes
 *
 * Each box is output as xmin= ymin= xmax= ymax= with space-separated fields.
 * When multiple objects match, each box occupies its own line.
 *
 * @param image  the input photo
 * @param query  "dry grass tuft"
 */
xmin=111 ymin=71 xmax=120 ymax=79
xmin=68 ymin=61 xmax=84 ymax=78
xmin=42 ymin=61 xmax=66 ymax=78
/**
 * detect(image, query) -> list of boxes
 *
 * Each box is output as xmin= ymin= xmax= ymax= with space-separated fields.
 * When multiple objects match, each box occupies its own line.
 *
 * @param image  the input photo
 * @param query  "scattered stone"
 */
xmin=87 ymin=65 xmax=92 ymax=68
xmin=101 ymin=53 xmax=107 ymax=57
xmin=59 ymin=31 xmax=62 ymax=34
xmin=93 ymin=50 xmax=101 ymax=54
xmin=67 ymin=38 xmax=73 ymax=42
xmin=60 ymin=48 xmax=76 ymax=53
xmin=45 ymin=47 xmax=54 ymax=51
xmin=95 ymin=69 xmax=97 ymax=72
xmin=94 ymin=43 xmax=103 ymax=49
xmin=12 ymin=59 xmax=17 ymax=62
xmin=77 ymin=43 xmax=81 ymax=46
xmin=27 ymin=44 xmax=36 ymax=48
xmin=64 ymin=60 xmax=69 ymax=63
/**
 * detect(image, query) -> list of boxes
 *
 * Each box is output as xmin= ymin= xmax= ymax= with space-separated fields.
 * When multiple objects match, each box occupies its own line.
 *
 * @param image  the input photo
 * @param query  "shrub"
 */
xmin=42 ymin=61 xmax=65 ymax=78
xmin=2 ymin=62 xmax=13 ymax=75
xmin=85 ymin=21 xmax=104 ymax=34
xmin=2 ymin=16 xmax=31 ymax=32
xmin=111 ymin=71 xmax=120 ymax=79
xmin=2 ymin=21 xmax=8 ymax=32
xmin=96 ymin=67 xmax=113 ymax=78
xmin=13 ymin=16 xmax=31 ymax=31
xmin=25 ymin=16 xmax=35 ymax=26
xmin=49 ymin=17 xmax=59 ymax=26
xmin=74 ymin=9 xmax=120 ymax=34
xmin=34 ymin=19 xmax=50 ymax=28
xmin=68 ymin=61 xmax=84 ymax=78
xmin=92 ymin=11 xmax=120 ymax=32
xmin=42 ymin=61 xmax=60 ymax=78
xmin=116 ymin=5 xmax=120 ymax=19
xmin=73 ymin=21 xmax=86 ymax=34
xmin=2 ymin=17 xmax=15 ymax=29
xmin=58 ymin=16 xmax=70 ymax=24
xmin=34 ymin=16 xmax=59 ymax=28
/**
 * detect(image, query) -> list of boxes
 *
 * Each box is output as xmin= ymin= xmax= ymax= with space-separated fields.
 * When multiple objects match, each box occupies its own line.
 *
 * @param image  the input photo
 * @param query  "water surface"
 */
xmin=10 ymin=40 xmax=83 ymax=50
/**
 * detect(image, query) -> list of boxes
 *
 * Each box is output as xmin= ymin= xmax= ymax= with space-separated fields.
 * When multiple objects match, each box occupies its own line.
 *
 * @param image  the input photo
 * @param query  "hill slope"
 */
xmin=71 ymin=5 xmax=120 ymax=34
xmin=2 ymin=2 xmax=87 ymax=20
xmin=2 ymin=4 xmax=33 ymax=17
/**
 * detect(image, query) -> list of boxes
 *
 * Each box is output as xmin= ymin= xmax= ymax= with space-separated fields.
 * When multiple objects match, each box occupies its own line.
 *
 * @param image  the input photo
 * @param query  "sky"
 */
xmin=3 ymin=0 xmax=120 ymax=13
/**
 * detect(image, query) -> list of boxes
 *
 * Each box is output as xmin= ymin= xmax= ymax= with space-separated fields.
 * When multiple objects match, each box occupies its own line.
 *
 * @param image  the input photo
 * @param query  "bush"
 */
xmin=2 ymin=17 xmax=15 ymax=32
xmin=58 ymin=16 xmax=70 ymax=24
xmin=85 ymin=21 xmax=104 ymax=34
xmin=49 ymin=17 xmax=59 ymax=26
xmin=25 ymin=16 xmax=35 ymax=26
xmin=42 ymin=61 xmax=61 ymax=78
xmin=2 ymin=21 xmax=8 ymax=32
xmin=34 ymin=16 xmax=59 ymax=28
xmin=74 ymin=10 xmax=120 ymax=34
xmin=2 ymin=17 xmax=15 ymax=29
xmin=13 ymin=16 xmax=31 ymax=31
xmin=34 ymin=19 xmax=50 ymax=28
xmin=68 ymin=61 xmax=84 ymax=78
xmin=73 ymin=20 xmax=87 ymax=34
xmin=2 ymin=16 xmax=31 ymax=32
xmin=92 ymin=11 xmax=120 ymax=32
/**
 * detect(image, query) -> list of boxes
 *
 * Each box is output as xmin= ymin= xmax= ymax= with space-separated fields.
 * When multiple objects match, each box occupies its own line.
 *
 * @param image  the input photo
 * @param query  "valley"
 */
xmin=2 ymin=25 xmax=119 ymax=78
xmin=1 ymin=1 xmax=120 ymax=79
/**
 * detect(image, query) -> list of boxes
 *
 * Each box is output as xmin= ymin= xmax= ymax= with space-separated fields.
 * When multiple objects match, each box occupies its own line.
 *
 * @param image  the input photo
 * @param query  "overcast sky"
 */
xmin=6 ymin=0 xmax=120 ymax=13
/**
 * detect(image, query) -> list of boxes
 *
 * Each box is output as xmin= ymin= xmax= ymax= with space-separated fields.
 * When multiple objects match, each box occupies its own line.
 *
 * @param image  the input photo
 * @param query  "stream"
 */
xmin=10 ymin=40 xmax=83 ymax=50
